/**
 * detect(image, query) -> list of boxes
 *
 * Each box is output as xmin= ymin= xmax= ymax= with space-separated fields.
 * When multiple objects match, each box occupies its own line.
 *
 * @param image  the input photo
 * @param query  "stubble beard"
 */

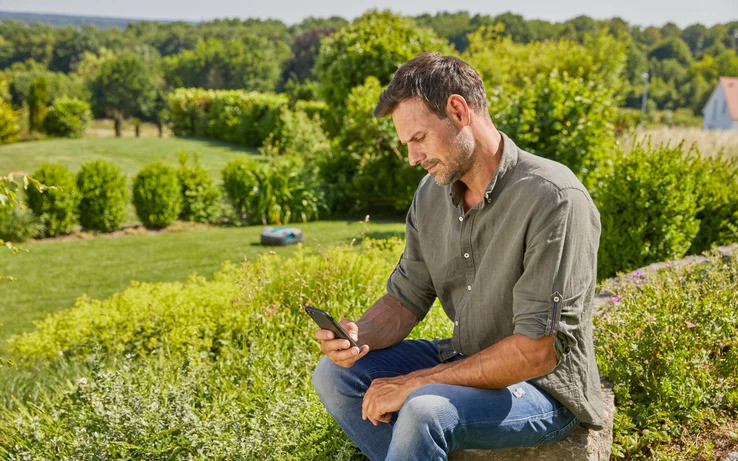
xmin=431 ymin=123 xmax=476 ymax=186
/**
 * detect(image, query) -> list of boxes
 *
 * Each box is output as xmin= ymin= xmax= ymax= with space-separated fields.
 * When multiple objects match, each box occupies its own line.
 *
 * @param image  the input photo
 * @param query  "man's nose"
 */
xmin=407 ymin=143 xmax=425 ymax=167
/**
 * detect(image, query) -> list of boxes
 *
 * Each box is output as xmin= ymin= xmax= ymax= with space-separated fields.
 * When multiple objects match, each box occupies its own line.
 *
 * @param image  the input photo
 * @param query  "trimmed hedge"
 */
xmin=595 ymin=142 xmax=701 ymax=279
xmin=177 ymin=152 xmax=221 ymax=224
xmin=167 ymin=88 xmax=289 ymax=147
xmin=132 ymin=163 xmax=182 ymax=229
xmin=25 ymin=163 xmax=80 ymax=237
xmin=77 ymin=160 xmax=127 ymax=232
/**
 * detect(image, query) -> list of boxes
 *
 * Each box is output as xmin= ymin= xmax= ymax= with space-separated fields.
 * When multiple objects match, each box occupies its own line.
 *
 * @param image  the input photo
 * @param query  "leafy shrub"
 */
xmin=132 ymin=163 xmax=181 ymax=229
xmin=42 ymin=97 xmax=91 ymax=138
xmin=268 ymin=108 xmax=331 ymax=160
xmin=76 ymin=160 xmax=127 ymax=232
xmin=315 ymin=10 xmax=452 ymax=132
xmin=27 ymin=76 xmax=47 ymax=132
xmin=595 ymin=142 xmax=701 ymax=279
xmin=689 ymin=153 xmax=738 ymax=254
xmin=595 ymin=250 xmax=738 ymax=458
xmin=25 ymin=163 xmax=80 ymax=237
xmin=0 ymin=205 xmax=42 ymax=242
xmin=167 ymin=88 xmax=289 ymax=147
xmin=493 ymin=69 xmax=617 ymax=187
xmin=177 ymin=151 xmax=221 ymax=224
xmin=222 ymin=156 xmax=324 ymax=225
xmin=322 ymin=76 xmax=424 ymax=213
xmin=0 ymin=84 xmax=20 ymax=144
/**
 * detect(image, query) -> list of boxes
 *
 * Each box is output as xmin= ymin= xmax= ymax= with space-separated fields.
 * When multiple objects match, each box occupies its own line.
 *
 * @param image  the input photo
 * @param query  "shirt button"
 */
xmin=464 ymin=253 xmax=470 ymax=258
xmin=458 ymin=216 xmax=463 ymax=222
xmin=467 ymin=285 xmax=472 ymax=291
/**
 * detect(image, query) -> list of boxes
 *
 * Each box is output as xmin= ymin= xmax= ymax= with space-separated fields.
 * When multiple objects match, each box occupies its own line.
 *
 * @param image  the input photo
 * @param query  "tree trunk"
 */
xmin=114 ymin=116 xmax=122 ymax=137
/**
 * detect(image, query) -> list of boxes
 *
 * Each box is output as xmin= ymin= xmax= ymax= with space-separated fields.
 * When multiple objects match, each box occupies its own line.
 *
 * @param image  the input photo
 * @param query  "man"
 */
xmin=312 ymin=52 xmax=605 ymax=460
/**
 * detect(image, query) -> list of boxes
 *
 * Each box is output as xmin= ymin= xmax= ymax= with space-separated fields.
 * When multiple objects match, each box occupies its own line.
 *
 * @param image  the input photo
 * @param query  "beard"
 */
xmin=431 ymin=121 xmax=476 ymax=186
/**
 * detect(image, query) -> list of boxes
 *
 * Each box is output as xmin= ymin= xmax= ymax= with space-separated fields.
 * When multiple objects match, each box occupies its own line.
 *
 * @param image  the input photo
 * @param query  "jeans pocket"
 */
xmin=530 ymin=413 xmax=580 ymax=447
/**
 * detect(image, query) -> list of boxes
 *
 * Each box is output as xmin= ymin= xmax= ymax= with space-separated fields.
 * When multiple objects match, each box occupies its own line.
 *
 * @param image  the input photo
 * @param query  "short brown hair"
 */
xmin=373 ymin=52 xmax=489 ymax=118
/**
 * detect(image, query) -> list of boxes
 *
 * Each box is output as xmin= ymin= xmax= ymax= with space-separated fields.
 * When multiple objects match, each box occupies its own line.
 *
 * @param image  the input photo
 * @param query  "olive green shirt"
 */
xmin=386 ymin=132 xmax=606 ymax=428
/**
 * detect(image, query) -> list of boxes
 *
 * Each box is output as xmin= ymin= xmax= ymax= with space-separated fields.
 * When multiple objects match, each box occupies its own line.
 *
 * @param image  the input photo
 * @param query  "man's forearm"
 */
xmin=356 ymin=294 xmax=419 ymax=351
xmin=408 ymin=334 xmax=557 ymax=389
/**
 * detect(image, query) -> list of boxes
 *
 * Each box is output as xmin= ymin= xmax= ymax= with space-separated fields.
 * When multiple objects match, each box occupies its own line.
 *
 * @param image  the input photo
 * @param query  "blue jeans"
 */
xmin=312 ymin=339 xmax=579 ymax=461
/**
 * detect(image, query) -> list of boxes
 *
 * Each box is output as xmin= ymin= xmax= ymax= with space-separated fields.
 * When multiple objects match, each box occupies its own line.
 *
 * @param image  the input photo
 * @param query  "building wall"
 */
xmin=703 ymin=84 xmax=736 ymax=130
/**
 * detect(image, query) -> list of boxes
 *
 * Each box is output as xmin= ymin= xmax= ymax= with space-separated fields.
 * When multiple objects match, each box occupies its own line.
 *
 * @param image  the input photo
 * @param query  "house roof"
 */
xmin=720 ymin=76 xmax=738 ymax=121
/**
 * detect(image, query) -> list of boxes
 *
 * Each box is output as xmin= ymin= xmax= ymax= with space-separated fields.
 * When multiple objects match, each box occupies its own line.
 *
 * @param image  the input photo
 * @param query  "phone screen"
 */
xmin=305 ymin=305 xmax=360 ymax=348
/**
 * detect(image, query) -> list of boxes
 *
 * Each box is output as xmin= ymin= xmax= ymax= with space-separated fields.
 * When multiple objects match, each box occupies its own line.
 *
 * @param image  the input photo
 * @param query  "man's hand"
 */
xmin=362 ymin=374 xmax=424 ymax=426
xmin=314 ymin=318 xmax=370 ymax=368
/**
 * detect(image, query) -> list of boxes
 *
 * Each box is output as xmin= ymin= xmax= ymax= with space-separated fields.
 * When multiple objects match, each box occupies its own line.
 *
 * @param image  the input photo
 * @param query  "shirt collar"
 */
xmin=448 ymin=131 xmax=520 ymax=208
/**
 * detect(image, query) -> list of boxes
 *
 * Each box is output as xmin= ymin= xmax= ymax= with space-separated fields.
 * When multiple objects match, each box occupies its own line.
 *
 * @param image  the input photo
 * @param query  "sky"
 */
xmin=0 ymin=0 xmax=736 ymax=28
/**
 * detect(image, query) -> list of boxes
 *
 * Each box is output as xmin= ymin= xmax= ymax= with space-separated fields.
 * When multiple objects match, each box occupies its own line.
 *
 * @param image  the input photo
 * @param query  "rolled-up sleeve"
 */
xmin=386 ymin=193 xmax=437 ymax=321
xmin=512 ymin=187 xmax=601 ymax=365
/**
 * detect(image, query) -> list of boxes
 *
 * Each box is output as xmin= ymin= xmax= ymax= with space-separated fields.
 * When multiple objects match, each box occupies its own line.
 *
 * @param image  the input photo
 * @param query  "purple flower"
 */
xmin=609 ymin=296 xmax=622 ymax=304
xmin=598 ymin=311 xmax=607 ymax=317
xmin=665 ymin=263 xmax=672 ymax=268
xmin=632 ymin=269 xmax=644 ymax=279
xmin=685 ymin=321 xmax=696 ymax=328
xmin=241 ymin=214 xmax=247 ymax=219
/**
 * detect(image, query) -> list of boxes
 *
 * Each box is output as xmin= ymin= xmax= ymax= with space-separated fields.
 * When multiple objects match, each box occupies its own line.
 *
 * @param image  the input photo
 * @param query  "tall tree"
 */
xmin=90 ymin=52 xmax=158 ymax=136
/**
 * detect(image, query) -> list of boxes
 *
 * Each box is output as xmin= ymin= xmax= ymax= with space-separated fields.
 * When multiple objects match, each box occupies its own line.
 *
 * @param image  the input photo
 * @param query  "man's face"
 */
xmin=392 ymin=98 xmax=476 ymax=186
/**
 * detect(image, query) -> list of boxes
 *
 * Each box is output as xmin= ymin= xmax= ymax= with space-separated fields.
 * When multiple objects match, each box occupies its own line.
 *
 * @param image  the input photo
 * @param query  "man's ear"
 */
xmin=445 ymin=94 xmax=471 ymax=127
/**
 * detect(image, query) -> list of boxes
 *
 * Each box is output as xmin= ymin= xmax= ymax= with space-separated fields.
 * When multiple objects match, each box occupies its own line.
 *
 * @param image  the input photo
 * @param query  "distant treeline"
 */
xmin=0 ymin=10 xmax=736 ymax=118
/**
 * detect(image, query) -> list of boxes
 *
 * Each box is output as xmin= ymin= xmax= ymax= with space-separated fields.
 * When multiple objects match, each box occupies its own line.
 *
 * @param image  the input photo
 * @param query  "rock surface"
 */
xmin=450 ymin=382 xmax=615 ymax=461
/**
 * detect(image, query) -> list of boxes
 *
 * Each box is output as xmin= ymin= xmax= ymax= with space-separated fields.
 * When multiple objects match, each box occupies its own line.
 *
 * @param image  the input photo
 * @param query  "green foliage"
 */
xmin=27 ymin=76 xmax=48 ymax=132
xmin=167 ymin=88 xmax=289 ymax=147
xmin=324 ymin=76 xmax=424 ymax=213
xmin=269 ymin=108 xmax=331 ymax=160
xmin=132 ymin=163 xmax=181 ymax=229
xmin=0 ymin=59 xmax=89 ymax=108
xmin=492 ymin=69 xmax=617 ymax=187
xmin=90 ymin=52 xmax=158 ymax=120
xmin=176 ymin=152 xmax=221 ymax=224
xmin=595 ymin=250 xmax=738 ymax=458
xmin=315 ymin=10 xmax=452 ymax=131
xmin=25 ymin=164 xmax=79 ymax=237
xmin=0 ymin=240 xmax=435 ymax=458
xmin=161 ymin=36 xmax=289 ymax=92
xmin=0 ymin=94 xmax=20 ymax=144
xmin=76 ymin=160 xmax=127 ymax=232
xmin=595 ymin=142 xmax=701 ymax=279
xmin=689 ymin=154 xmax=738 ymax=254
xmin=222 ymin=156 xmax=325 ymax=225
xmin=0 ymin=205 xmax=42 ymax=243
xmin=464 ymin=29 xmax=624 ymax=185
xmin=41 ymin=97 xmax=91 ymax=138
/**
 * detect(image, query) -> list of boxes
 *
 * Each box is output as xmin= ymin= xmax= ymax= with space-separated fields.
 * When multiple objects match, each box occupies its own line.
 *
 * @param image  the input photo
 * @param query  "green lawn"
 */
xmin=0 ymin=220 xmax=405 ymax=351
xmin=0 ymin=137 xmax=258 ymax=178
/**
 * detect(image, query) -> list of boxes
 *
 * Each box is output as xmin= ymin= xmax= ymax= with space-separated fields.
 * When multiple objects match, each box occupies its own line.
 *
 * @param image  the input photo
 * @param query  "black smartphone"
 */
xmin=305 ymin=305 xmax=360 ymax=349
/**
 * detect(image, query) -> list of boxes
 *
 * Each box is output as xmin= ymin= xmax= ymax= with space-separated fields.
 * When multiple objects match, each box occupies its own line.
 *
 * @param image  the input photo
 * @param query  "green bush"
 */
xmin=595 ymin=142 xmax=701 ymax=279
xmin=689 ymin=153 xmax=738 ymax=254
xmin=41 ymin=97 xmax=91 ymax=138
xmin=167 ymin=88 xmax=289 ymax=147
xmin=222 ymin=156 xmax=324 ymax=225
xmin=76 ymin=160 xmax=127 ymax=232
xmin=132 ymin=163 xmax=182 ymax=229
xmin=268 ymin=108 xmax=331 ymax=160
xmin=315 ymin=10 xmax=452 ymax=132
xmin=322 ymin=76 xmax=424 ymax=213
xmin=25 ymin=163 xmax=80 ymax=237
xmin=493 ymin=69 xmax=617 ymax=187
xmin=0 ymin=86 xmax=20 ymax=144
xmin=0 ymin=205 xmax=42 ymax=242
xmin=596 ymin=250 xmax=738 ymax=459
xmin=27 ymin=76 xmax=47 ymax=132
xmin=177 ymin=151 xmax=221 ymax=224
